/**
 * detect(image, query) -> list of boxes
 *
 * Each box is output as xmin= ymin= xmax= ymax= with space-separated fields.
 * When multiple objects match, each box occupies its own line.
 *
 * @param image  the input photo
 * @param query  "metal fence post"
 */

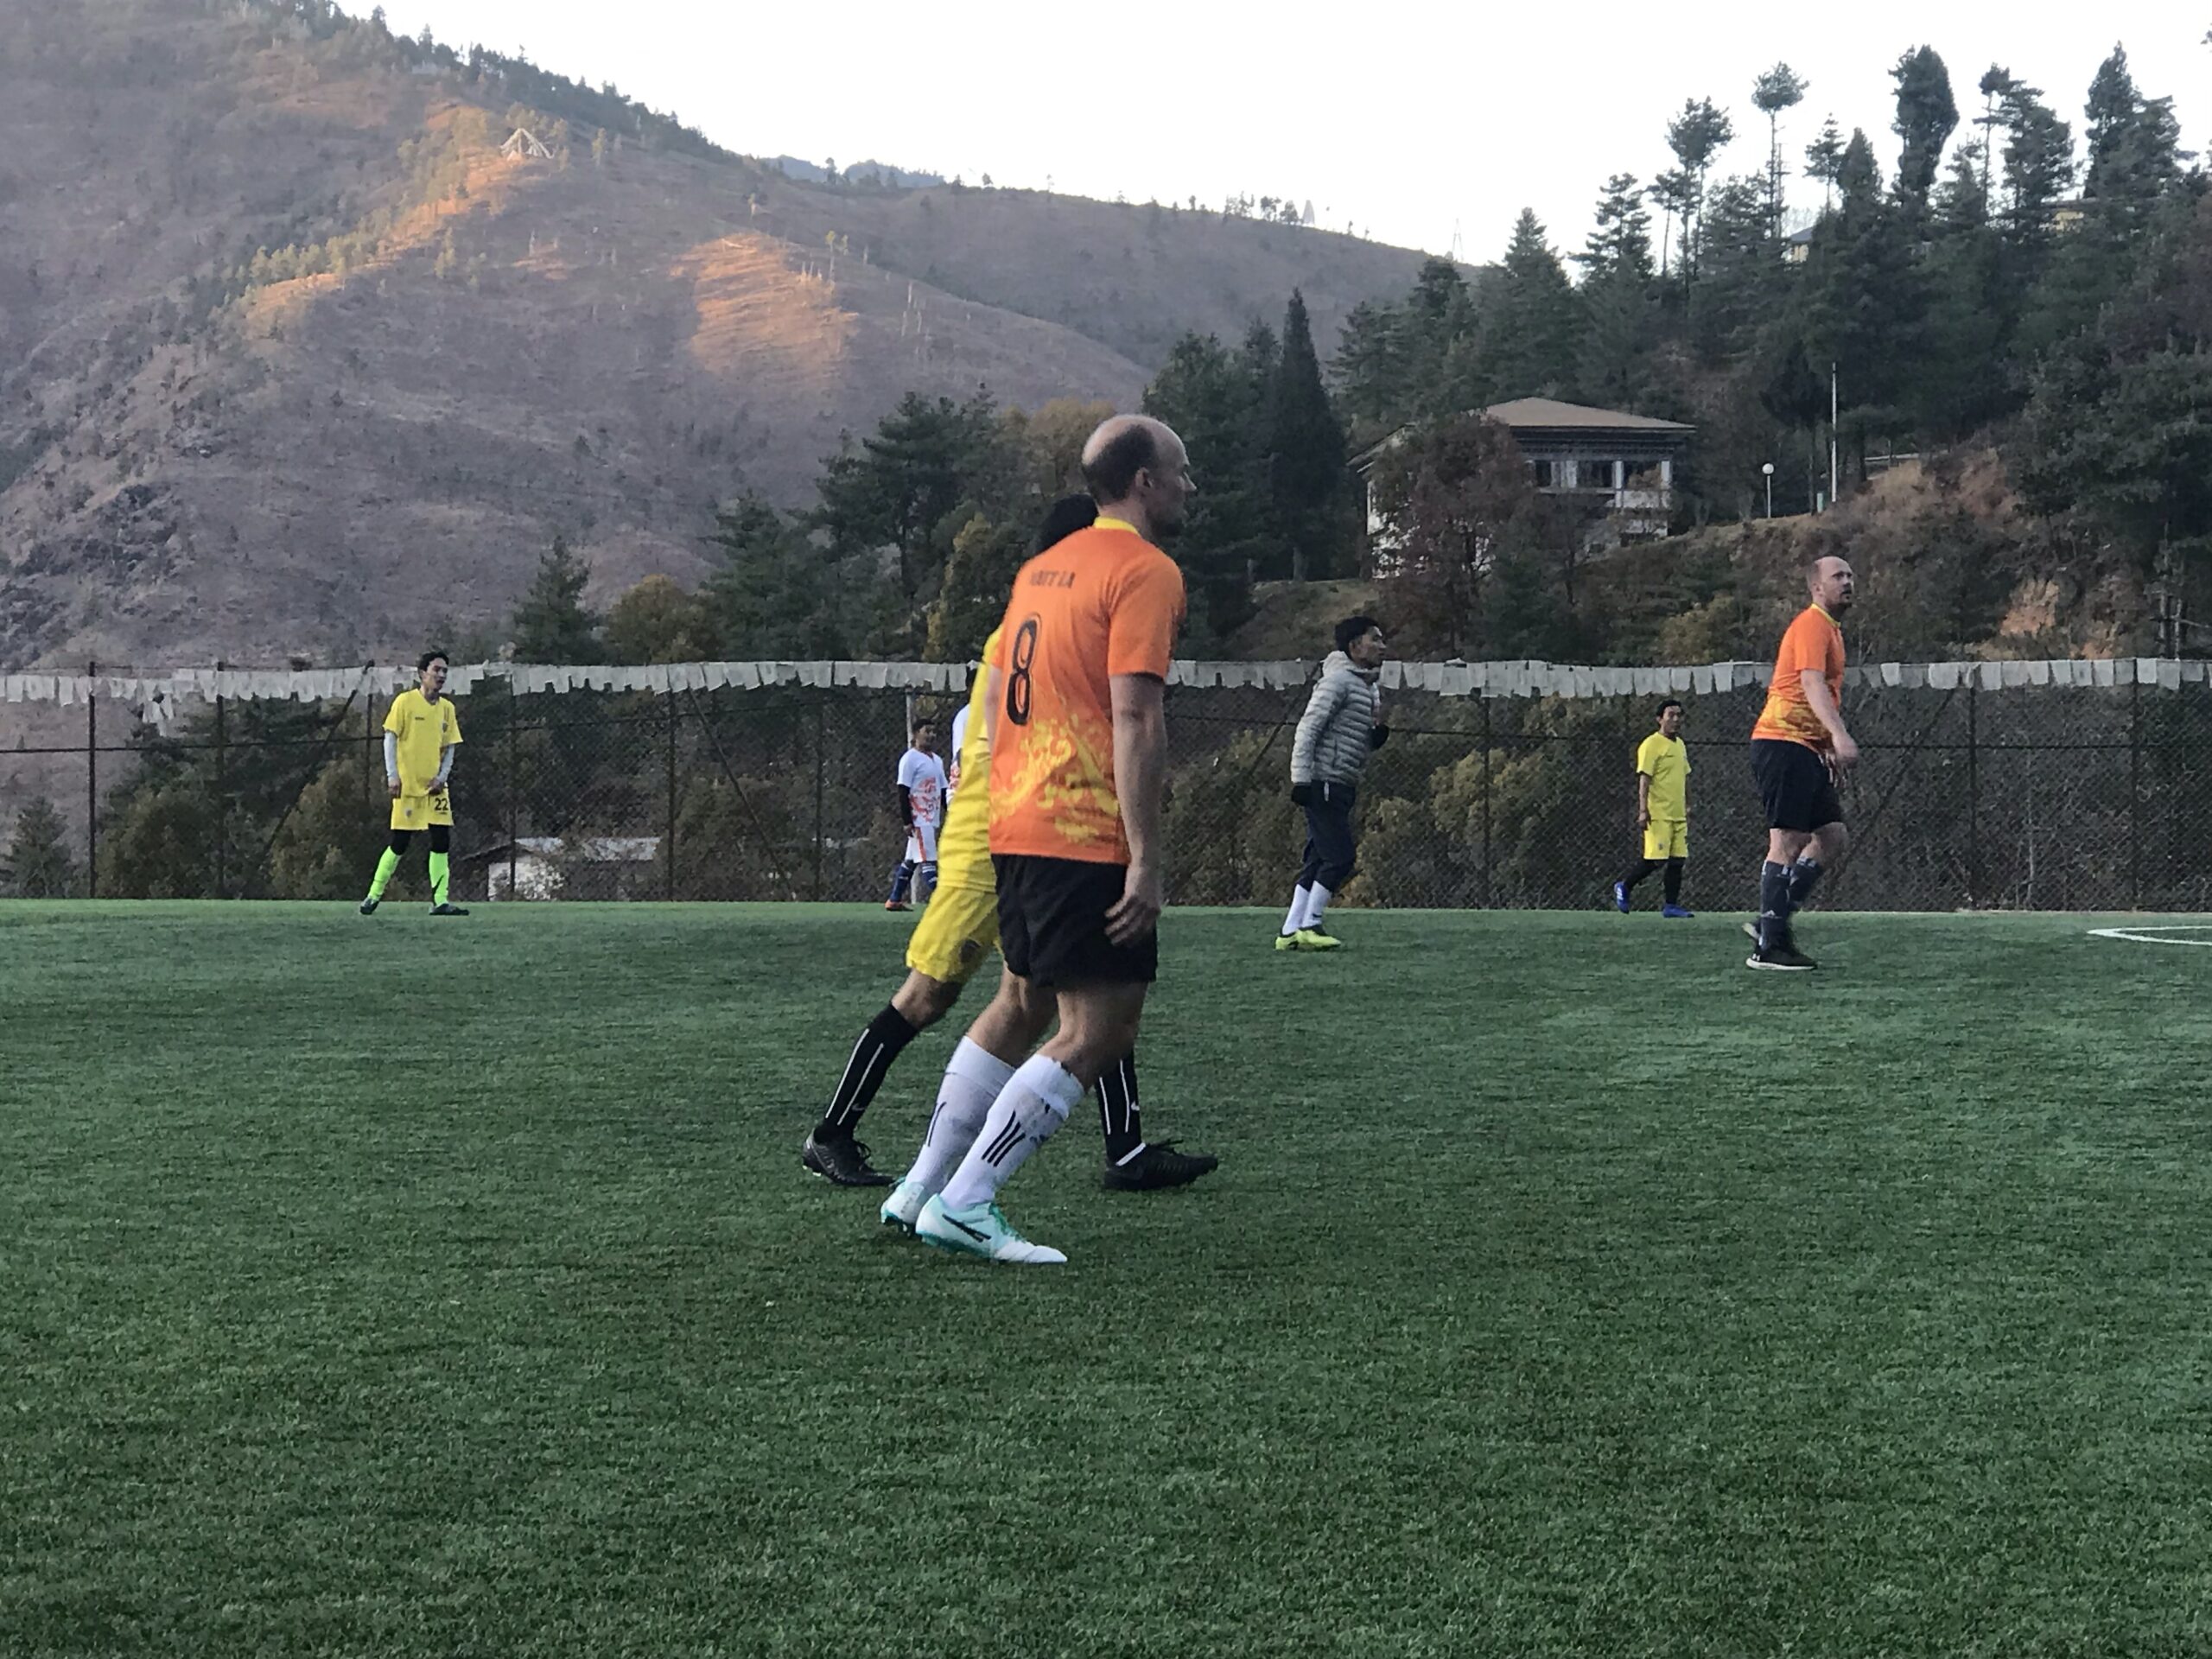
xmin=1967 ymin=681 xmax=1980 ymax=907
xmin=213 ymin=660 xmax=227 ymax=900
xmin=506 ymin=690 xmax=519 ymax=902
xmin=812 ymin=695 xmax=826 ymax=902
xmin=86 ymin=659 xmax=97 ymax=899
xmin=2129 ymin=675 xmax=2143 ymax=910
xmin=1479 ymin=690 xmax=1493 ymax=908
xmin=664 ymin=690 xmax=677 ymax=901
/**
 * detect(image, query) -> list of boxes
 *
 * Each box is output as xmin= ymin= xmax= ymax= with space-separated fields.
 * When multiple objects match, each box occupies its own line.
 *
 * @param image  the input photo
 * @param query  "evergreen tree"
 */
xmin=1917 ymin=147 xmax=2010 ymax=435
xmin=1573 ymin=175 xmax=1658 ymax=407
xmin=702 ymin=493 xmax=848 ymax=658
xmin=1478 ymin=211 xmax=1582 ymax=399
xmin=512 ymin=536 xmax=601 ymax=662
xmin=1268 ymin=290 xmax=1351 ymax=580
xmin=1891 ymin=46 xmax=1960 ymax=221
xmin=1803 ymin=117 xmax=1847 ymax=215
xmin=1997 ymin=79 xmax=2075 ymax=231
xmin=1975 ymin=67 xmax=2016 ymax=210
xmin=2015 ymin=51 xmax=2179 ymax=359
xmin=2082 ymin=47 xmax=2183 ymax=218
xmin=1659 ymin=98 xmax=1736 ymax=282
xmin=1331 ymin=298 xmax=1412 ymax=438
xmin=813 ymin=391 xmax=1001 ymax=602
xmin=1752 ymin=63 xmax=1808 ymax=234
xmin=1695 ymin=178 xmax=1783 ymax=363
xmin=1802 ymin=130 xmax=1923 ymax=480
xmin=1142 ymin=331 xmax=1272 ymax=632
xmin=4 ymin=797 xmax=79 ymax=898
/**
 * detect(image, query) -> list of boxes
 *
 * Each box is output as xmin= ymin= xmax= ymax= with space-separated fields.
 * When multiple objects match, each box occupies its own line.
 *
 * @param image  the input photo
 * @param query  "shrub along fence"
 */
xmin=3 ymin=657 xmax=2208 ymax=912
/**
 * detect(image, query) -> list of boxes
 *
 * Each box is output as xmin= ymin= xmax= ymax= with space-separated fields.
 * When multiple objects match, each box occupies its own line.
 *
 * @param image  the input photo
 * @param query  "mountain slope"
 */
xmin=0 ymin=0 xmax=1434 ymax=671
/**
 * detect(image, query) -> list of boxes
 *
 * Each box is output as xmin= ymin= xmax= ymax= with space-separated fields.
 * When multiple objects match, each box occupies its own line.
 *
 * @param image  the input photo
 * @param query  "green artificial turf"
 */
xmin=4 ymin=902 xmax=2210 ymax=1656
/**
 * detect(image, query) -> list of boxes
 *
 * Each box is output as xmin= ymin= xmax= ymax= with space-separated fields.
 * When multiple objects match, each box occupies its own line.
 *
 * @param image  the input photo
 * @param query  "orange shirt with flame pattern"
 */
xmin=1751 ymin=604 xmax=1846 ymax=753
xmin=986 ymin=518 xmax=1185 ymax=865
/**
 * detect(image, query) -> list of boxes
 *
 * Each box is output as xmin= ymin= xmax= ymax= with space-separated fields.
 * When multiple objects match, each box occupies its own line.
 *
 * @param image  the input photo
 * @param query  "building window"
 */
xmin=1529 ymin=458 xmax=1556 ymax=487
xmin=1580 ymin=459 xmax=1615 ymax=490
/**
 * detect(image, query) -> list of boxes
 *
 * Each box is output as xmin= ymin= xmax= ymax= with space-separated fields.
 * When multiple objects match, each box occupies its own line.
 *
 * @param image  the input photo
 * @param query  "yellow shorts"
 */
xmin=905 ymin=878 xmax=999 ymax=985
xmin=391 ymin=791 xmax=454 ymax=831
xmin=1643 ymin=818 xmax=1688 ymax=861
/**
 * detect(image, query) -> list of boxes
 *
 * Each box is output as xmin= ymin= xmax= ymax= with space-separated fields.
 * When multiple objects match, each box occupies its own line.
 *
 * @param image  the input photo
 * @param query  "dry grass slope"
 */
xmin=0 ymin=0 xmax=1435 ymax=674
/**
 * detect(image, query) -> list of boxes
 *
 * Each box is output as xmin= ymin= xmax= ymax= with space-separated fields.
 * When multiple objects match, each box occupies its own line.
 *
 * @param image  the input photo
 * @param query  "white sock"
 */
xmin=1281 ymin=884 xmax=1310 ymax=937
xmin=938 ymin=1054 xmax=1082 ymax=1211
xmin=902 ymin=1039 xmax=1014 ymax=1197
xmin=1304 ymin=880 xmax=1334 ymax=931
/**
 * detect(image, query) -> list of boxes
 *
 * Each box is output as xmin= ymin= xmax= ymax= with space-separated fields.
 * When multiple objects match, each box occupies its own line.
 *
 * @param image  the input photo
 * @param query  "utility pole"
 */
xmin=1829 ymin=362 xmax=1840 ymax=507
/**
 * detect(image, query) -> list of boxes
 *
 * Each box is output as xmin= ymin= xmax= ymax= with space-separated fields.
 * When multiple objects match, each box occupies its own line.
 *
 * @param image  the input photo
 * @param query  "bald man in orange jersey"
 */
xmin=912 ymin=415 xmax=1194 ymax=1265
xmin=1746 ymin=555 xmax=1859 ymax=970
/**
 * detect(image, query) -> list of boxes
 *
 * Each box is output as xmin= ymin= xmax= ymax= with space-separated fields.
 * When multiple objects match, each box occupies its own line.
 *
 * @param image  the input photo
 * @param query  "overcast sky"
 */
xmin=370 ymin=0 xmax=2209 ymax=261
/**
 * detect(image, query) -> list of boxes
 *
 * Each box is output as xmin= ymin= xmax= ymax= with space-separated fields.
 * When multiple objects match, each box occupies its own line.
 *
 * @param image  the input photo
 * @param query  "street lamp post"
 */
xmin=1762 ymin=461 xmax=1775 ymax=518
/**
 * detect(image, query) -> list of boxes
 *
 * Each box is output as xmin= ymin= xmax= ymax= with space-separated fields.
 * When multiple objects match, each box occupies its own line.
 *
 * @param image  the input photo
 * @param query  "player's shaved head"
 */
xmin=1081 ymin=416 xmax=1173 ymax=501
xmin=1808 ymin=555 xmax=1856 ymax=617
xmin=1079 ymin=415 xmax=1193 ymax=541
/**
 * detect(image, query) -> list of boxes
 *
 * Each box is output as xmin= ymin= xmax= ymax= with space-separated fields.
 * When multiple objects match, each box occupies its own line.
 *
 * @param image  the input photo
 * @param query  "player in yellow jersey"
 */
xmin=1611 ymin=700 xmax=1693 ymax=917
xmin=800 ymin=496 xmax=1216 ymax=1200
xmin=359 ymin=649 xmax=467 ymax=917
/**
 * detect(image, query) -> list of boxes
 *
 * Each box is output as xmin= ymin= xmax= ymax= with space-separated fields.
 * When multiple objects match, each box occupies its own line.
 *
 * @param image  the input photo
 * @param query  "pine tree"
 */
xmin=1142 ymin=331 xmax=1271 ymax=629
xmin=813 ymin=391 xmax=1001 ymax=601
xmin=702 ymin=493 xmax=848 ymax=658
xmin=4 ymin=797 xmax=79 ymax=898
xmin=1803 ymin=117 xmax=1847 ymax=215
xmin=1573 ymin=175 xmax=1657 ymax=409
xmin=1479 ymin=211 xmax=1582 ymax=399
xmin=1803 ymin=130 xmax=1924 ymax=480
xmin=1268 ymin=290 xmax=1350 ymax=580
xmin=1660 ymin=98 xmax=1735 ymax=282
xmin=512 ymin=536 xmax=601 ymax=662
xmin=2082 ymin=47 xmax=2183 ymax=218
xmin=1331 ymin=299 xmax=1412 ymax=436
xmin=1752 ymin=64 xmax=1808 ymax=236
xmin=1891 ymin=47 xmax=1960 ymax=222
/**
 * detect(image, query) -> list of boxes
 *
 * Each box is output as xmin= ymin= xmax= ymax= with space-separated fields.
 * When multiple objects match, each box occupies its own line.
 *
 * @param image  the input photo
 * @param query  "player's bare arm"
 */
xmin=1105 ymin=671 xmax=1166 ymax=945
xmin=1799 ymin=670 xmax=1859 ymax=768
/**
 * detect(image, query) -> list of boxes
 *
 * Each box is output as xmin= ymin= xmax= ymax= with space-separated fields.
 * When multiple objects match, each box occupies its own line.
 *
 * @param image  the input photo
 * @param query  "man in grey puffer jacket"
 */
xmin=1277 ymin=615 xmax=1389 ymax=950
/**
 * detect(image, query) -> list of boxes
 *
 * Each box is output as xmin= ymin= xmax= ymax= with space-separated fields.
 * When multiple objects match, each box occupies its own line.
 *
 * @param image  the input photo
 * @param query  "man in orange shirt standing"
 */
xmin=912 ymin=415 xmax=1193 ymax=1264
xmin=1746 ymin=555 xmax=1859 ymax=971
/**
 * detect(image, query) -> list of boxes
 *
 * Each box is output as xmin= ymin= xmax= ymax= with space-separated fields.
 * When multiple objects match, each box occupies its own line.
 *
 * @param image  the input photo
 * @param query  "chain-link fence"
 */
xmin=3 ymin=661 xmax=2209 ymax=911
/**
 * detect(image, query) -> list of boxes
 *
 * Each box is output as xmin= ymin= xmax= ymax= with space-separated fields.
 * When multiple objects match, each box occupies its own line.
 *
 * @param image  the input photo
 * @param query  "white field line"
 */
xmin=2088 ymin=925 xmax=2212 ymax=947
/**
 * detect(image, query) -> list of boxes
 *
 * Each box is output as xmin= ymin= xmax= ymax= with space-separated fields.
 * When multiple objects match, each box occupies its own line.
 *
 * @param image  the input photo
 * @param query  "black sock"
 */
xmin=1758 ymin=861 xmax=1792 ymax=951
xmin=1096 ymin=1050 xmax=1143 ymax=1162
xmin=1787 ymin=857 xmax=1822 ymax=911
xmin=1621 ymin=857 xmax=1661 ymax=890
xmin=1663 ymin=858 xmax=1685 ymax=906
xmin=817 ymin=1004 xmax=919 ymax=1137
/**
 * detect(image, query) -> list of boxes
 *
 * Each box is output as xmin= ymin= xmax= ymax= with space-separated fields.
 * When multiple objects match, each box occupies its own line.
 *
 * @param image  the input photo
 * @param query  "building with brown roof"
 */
xmin=1351 ymin=398 xmax=1696 ymax=558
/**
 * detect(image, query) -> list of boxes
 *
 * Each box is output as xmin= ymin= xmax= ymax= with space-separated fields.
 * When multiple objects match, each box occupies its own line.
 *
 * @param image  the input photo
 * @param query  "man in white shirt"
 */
xmin=885 ymin=720 xmax=949 ymax=912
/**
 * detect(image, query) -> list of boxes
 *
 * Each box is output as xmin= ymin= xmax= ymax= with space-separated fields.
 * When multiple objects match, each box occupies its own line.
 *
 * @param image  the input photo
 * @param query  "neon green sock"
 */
xmin=367 ymin=848 xmax=400 ymax=900
xmin=429 ymin=851 xmax=450 ymax=906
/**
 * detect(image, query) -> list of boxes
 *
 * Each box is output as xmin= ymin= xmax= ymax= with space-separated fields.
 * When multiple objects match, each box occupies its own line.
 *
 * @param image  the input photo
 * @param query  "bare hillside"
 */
xmin=0 ymin=0 xmax=1434 ymax=671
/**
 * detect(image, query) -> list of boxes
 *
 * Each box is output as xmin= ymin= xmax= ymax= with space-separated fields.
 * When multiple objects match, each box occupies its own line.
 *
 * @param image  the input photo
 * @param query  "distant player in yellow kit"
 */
xmin=359 ymin=649 xmax=468 ymax=918
xmin=1611 ymin=699 xmax=1693 ymax=918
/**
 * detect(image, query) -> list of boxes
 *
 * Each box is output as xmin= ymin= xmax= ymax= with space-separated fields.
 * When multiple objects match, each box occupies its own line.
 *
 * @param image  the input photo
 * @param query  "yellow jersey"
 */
xmin=383 ymin=688 xmax=461 ymax=795
xmin=1635 ymin=732 xmax=1689 ymax=820
xmin=935 ymin=630 xmax=999 ymax=889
